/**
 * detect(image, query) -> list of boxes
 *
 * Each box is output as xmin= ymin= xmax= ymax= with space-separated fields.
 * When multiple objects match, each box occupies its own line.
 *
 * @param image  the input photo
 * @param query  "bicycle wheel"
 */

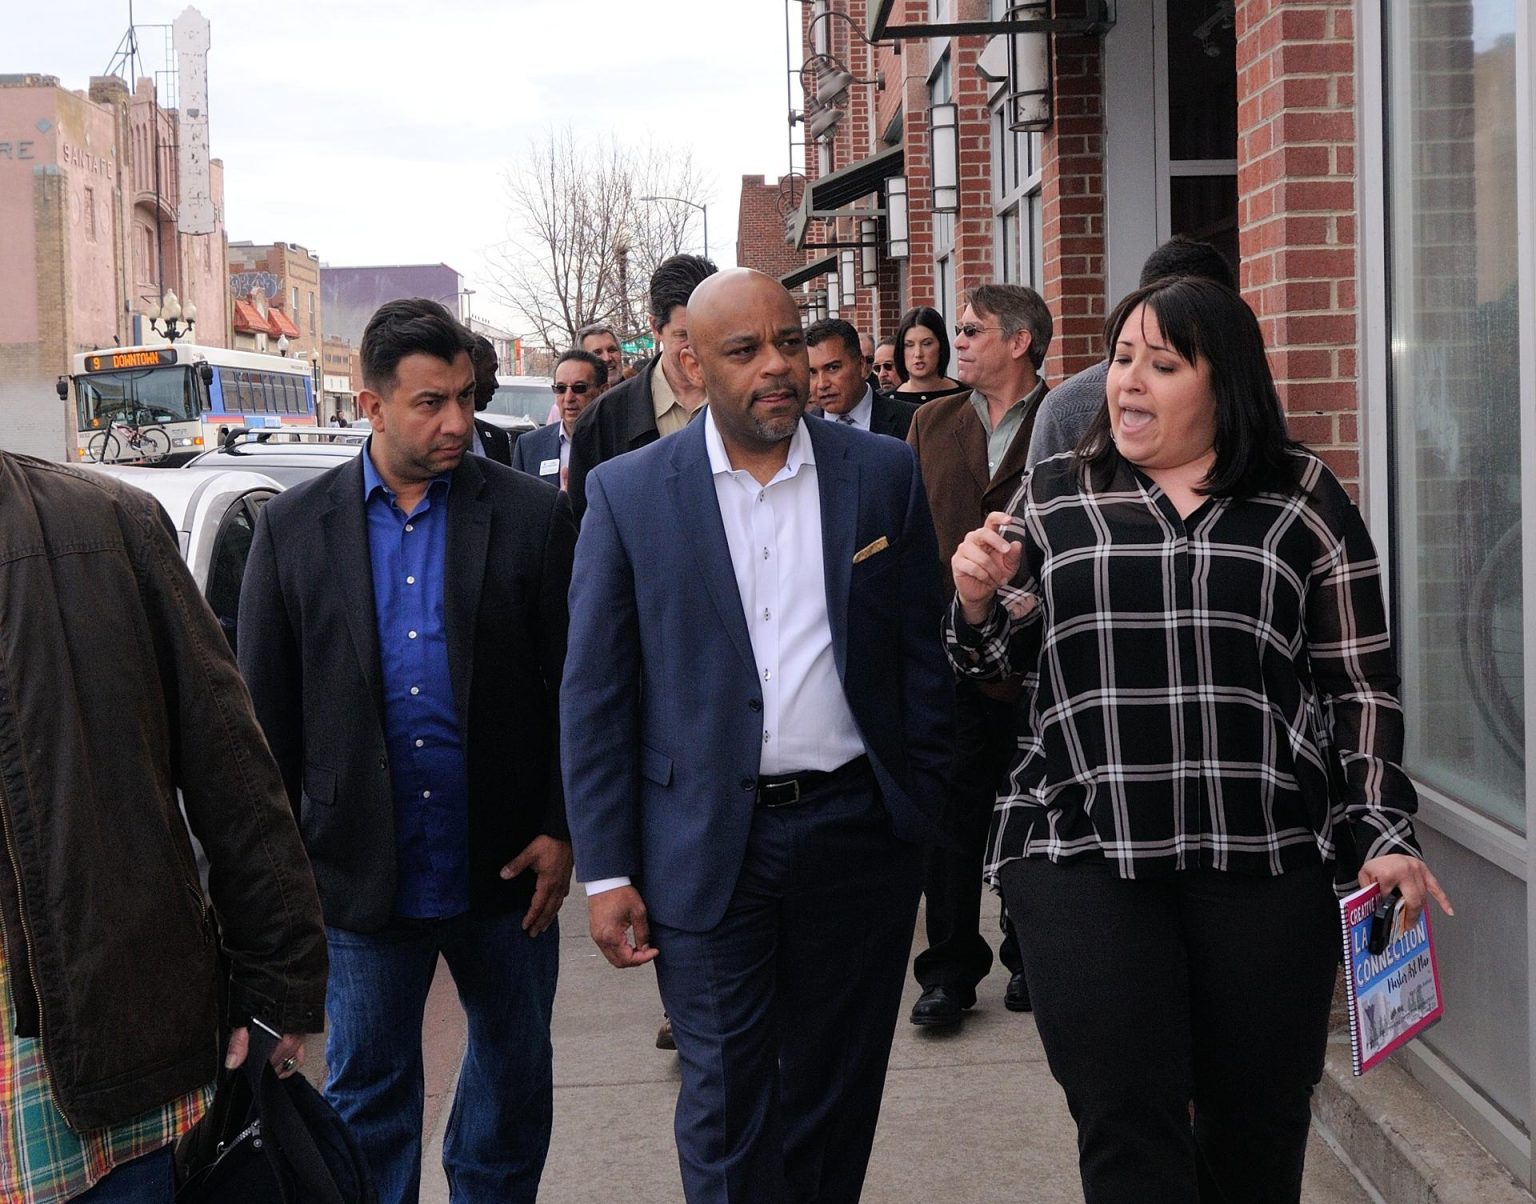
xmin=86 ymin=431 xmax=121 ymax=463
xmin=139 ymin=427 xmax=171 ymax=463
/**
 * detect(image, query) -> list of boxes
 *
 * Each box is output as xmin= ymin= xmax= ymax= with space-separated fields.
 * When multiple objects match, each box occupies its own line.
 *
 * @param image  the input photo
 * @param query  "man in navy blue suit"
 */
xmin=562 ymin=269 xmax=953 ymax=1203
xmin=511 ymin=348 xmax=605 ymax=490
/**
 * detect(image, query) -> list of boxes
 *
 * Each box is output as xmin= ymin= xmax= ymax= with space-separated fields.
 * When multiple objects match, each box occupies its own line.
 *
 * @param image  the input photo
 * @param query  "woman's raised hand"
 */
xmin=952 ymin=511 xmax=1024 ymax=625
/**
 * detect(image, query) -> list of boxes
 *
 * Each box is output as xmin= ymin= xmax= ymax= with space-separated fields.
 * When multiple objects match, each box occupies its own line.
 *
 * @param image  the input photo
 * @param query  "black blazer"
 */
xmin=871 ymin=392 xmax=920 ymax=440
xmin=566 ymin=357 xmax=661 ymax=522
xmin=473 ymin=417 xmax=513 ymax=466
xmin=237 ymin=452 xmax=577 ymax=932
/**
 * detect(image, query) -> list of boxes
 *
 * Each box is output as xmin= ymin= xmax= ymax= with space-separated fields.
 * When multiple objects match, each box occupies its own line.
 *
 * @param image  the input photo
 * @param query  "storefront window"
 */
xmin=1387 ymin=0 xmax=1523 ymax=829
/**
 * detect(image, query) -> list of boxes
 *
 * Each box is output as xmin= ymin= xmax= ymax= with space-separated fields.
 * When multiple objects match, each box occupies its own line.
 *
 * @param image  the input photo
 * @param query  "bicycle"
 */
xmin=86 ymin=412 xmax=171 ymax=464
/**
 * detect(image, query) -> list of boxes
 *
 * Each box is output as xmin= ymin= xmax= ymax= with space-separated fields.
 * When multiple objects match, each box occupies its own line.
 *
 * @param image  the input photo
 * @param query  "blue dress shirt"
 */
xmin=362 ymin=445 xmax=470 ymax=918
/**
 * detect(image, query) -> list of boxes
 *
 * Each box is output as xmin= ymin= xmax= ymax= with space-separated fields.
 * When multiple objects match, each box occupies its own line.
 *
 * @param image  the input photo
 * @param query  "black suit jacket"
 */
xmin=566 ymin=357 xmax=661 ymax=521
xmin=871 ymin=392 xmax=920 ymax=439
xmin=473 ymin=417 xmax=513 ymax=466
xmin=237 ymin=452 xmax=577 ymax=932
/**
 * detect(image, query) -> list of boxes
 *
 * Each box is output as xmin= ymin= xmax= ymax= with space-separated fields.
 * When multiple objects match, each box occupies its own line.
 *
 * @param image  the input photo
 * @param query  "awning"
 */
xmin=787 ymin=146 xmax=903 ymax=249
xmin=779 ymin=255 xmax=837 ymax=290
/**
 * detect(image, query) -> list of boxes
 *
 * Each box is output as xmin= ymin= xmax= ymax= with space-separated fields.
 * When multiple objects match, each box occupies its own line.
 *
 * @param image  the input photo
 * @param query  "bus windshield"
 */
xmin=75 ymin=366 xmax=202 ymax=429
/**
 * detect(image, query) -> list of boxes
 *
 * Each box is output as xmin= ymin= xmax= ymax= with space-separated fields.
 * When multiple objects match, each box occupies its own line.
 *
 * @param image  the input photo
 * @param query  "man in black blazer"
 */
xmin=469 ymin=333 xmax=514 ymax=466
xmin=806 ymin=318 xmax=919 ymax=440
xmin=511 ymin=348 xmax=605 ymax=490
xmin=238 ymin=299 xmax=576 ymax=1204
xmin=565 ymin=253 xmax=716 ymax=520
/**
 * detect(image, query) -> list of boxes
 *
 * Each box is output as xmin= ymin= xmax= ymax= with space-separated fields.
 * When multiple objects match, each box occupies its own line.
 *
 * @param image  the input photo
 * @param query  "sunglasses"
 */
xmin=551 ymin=382 xmax=593 ymax=395
xmin=954 ymin=323 xmax=999 ymax=339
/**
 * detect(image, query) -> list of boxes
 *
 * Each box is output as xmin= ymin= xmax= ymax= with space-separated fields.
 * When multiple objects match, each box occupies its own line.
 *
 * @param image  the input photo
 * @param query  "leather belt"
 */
xmin=755 ymin=756 xmax=872 ymax=809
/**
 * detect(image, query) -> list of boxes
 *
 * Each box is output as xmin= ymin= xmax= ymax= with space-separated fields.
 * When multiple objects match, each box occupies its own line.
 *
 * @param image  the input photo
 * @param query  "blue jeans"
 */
xmin=74 ymin=1146 xmax=174 ymax=1202
xmin=324 ymin=909 xmax=559 ymax=1204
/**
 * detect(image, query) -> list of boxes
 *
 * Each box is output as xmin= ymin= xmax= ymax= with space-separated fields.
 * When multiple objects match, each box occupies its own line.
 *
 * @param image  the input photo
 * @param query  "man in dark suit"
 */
xmin=565 ymin=253 xmax=717 ymax=520
xmin=469 ymin=333 xmax=514 ymax=466
xmin=806 ymin=317 xmax=919 ymax=439
xmin=238 ymin=298 xmax=577 ymax=1204
xmin=512 ymin=348 xmax=605 ymax=490
xmin=563 ymin=269 xmax=952 ymax=1203
xmin=904 ymin=282 xmax=1053 ymax=1029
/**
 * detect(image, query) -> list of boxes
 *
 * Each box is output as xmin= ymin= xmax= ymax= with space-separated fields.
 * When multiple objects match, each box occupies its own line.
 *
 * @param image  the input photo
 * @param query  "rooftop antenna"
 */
xmin=103 ymin=0 xmax=144 ymax=80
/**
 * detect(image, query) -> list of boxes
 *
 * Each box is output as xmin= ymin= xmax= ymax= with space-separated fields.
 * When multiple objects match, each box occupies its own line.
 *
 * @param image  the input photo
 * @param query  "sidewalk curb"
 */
xmin=1312 ymin=1041 xmax=1532 ymax=1204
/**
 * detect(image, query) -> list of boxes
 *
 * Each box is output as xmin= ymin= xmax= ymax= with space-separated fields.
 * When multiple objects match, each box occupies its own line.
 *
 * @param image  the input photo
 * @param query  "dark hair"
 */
xmin=1078 ymin=276 xmax=1297 ymax=499
xmin=964 ymin=283 xmax=1053 ymax=371
xmin=1138 ymin=236 xmax=1237 ymax=291
xmin=361 ymin=298 xmax=475 ymax=393
xmin=576 ymin=323 xmax=619 ymax=346
xmin=804 ymin=318 xmax=862 ymax=363
xmin=554 ymin=347 xmax=607 ymax=386
xmin=469 ymin=334 xmax=499 ymax=408
xmin=649 ymin=254 xmax=718 ymax=327
xmin=894 ymin=306 xmax=950 ymax=382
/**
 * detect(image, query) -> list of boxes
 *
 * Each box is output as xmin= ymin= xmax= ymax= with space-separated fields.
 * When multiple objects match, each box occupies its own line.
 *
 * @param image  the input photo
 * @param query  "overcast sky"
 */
xmin=6 ymin=1 xmax=800 ymax=331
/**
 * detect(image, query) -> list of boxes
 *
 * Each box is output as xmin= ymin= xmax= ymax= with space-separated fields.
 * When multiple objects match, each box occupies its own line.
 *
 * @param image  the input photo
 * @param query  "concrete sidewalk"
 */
xmin=412 ymin=893 xmax=1369 ymax=1202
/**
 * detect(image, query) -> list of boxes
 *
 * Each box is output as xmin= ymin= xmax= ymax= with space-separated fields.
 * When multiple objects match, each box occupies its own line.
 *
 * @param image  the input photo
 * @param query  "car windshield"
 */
xmin=486 ymin=381 xmax=551 ymax=425
xmin=75 ymin=366 xmax=202 ymax=427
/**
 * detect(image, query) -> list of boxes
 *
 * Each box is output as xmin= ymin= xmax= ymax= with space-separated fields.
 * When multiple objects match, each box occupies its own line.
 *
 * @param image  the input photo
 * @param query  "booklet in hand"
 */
xmin=1339 ymin=881 xmax=1444 ymax=1076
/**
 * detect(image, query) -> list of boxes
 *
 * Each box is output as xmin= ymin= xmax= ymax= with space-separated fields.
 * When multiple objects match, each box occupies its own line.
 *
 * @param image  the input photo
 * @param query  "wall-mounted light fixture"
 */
xmin=929 ymin=102 xmax=959 ymax=213
xmin=978 ymin=3 xmax=1053 ymax=132
xmin=826 ymin=269 xmax=842 ymax=318
xmin=885 ymin=176 xmax=909 ymax=259
xmin=808 ymin=105 xmax=844 ymax=140
xmin=859 ymin=217 xmax=879 ymax=287
xmin=839 ymin=249 xmax=857 ymax=306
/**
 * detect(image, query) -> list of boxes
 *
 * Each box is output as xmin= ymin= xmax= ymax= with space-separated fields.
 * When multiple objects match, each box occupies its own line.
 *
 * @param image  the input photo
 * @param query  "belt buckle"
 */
xmin=763 ymin=778 xmax=800 ymax=807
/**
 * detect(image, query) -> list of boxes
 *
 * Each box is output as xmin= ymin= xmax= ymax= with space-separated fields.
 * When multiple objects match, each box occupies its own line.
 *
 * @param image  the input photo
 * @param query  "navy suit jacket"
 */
xmin=511 ymin=422 xmax=563 ymax=486
xmin=562 ymin=416 xmax=953 ymax=932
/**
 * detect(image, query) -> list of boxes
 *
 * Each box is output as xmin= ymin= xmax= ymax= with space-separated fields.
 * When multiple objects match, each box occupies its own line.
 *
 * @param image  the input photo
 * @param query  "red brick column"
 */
xmin=952 ymin=35 xmax=995 ymax=301
xmin=1039 ymin=5 xmax=1108 ymax=382
xmin=1236 ymin=0 xmax=1360 ymax=490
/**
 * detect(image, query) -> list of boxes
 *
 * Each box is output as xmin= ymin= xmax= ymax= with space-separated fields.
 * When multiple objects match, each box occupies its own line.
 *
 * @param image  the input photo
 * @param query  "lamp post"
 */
xmin=146 ymin=290 xmax=197 ymax=343
xmin=458 ymin=288 xmax=476 ymax=327
xmin=638 ymin=194 xmax=709 ymax=260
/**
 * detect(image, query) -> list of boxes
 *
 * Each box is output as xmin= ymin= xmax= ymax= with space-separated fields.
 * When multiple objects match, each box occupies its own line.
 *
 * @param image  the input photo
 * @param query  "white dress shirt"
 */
xmin=584 ymin=411 xmax=866 ymax=897
xmin=820 ymin=385 xmax=874 ymax=431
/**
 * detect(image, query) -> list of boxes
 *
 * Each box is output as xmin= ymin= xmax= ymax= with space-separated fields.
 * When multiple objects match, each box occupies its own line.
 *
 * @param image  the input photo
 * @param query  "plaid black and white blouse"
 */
xmin=945 ymin=448 xmax=1422 ymax=883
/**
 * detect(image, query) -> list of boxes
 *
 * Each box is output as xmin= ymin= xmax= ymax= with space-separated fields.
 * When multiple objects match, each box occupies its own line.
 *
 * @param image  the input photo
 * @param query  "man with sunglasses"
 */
xmin=905 ymin=283 xmax=1054 ymax=1030
xmin=513 ymin=349 xmax=605 ymax=491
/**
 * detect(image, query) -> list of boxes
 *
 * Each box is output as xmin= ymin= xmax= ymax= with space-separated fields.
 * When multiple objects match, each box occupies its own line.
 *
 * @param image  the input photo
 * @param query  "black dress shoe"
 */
xmin=656 ymin=1014 xmax=676 ymax=1050
xmin=909 ymin=986 xmax=966 ymax=1028
xmin=1004 ymin=971 xmax=1032 ymax=1013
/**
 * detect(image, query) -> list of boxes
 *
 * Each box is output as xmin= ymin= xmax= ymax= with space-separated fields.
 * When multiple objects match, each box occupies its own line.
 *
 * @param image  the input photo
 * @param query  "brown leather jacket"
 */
xmin=0 ymin=454 xmax=326 ymax=1130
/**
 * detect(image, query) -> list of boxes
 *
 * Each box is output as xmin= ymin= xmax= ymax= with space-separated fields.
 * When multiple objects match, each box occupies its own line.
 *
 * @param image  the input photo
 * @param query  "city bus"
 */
xmin=64 ymin=343 xmax=317 ymax=465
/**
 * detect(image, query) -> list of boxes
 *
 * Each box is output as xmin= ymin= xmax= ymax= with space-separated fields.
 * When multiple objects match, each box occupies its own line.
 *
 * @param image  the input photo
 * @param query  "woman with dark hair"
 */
xmin=946 ymin=276 xmax=1451 ymax=1203
xmin=893 ymin=306 xmax=968 ymax=403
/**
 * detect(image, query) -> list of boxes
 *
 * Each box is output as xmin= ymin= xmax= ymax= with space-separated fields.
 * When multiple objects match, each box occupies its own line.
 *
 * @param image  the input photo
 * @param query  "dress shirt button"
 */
xmin=762 ymin=669 xmax=771 ymax=681
xmin=762 ymin=547 xmax=769 ymax=560
xmin=405 ymin=523 xmax=414 ymax=532
xmin=763 ymin=732 xmax=770 ymax=744
xmin=408 ymin=630 xmax=418 ymax=640
xmin=748 ymin=698 xmax=762 ymax=712
xmin=763 ymin=608 xmax=771 ymax=621
xmin=406 ymin=575 xmax=416 ymax=585
xmin=415 ymin=738 xmax=425 ymax=748
xmin=757 ymin=492 xmax=764 ymax=502
xmin=410 ymin=686 xmax=421 ymax=696
xmin=422 ymin=790 xmax=431 ymax=799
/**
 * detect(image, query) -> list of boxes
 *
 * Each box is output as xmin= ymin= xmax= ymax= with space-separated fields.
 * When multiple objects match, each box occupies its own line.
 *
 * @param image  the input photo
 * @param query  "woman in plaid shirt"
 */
xmin=947 ymin=276 xmax=1452 ymax=1203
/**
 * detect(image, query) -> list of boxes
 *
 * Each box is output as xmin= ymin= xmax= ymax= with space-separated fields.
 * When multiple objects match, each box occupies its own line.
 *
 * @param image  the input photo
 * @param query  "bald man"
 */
xmin=562 ymin=270 xmax=953 ymax=1203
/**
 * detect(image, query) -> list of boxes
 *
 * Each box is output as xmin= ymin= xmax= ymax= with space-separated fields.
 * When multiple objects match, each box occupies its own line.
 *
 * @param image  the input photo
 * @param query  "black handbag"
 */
xmin=176 ymin=1025 xmax=376 ymax=1204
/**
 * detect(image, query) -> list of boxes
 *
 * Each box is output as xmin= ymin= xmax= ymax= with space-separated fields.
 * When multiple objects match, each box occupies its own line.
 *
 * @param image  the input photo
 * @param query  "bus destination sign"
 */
xmin=85 ymin=350 xmax=177 ymax=372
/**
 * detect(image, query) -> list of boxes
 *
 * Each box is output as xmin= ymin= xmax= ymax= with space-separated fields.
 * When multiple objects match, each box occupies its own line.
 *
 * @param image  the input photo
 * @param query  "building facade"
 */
xmin=0 ymin=71 xmax=228 ymax=459
xmin=321 ymin=263 xmax=467 ymax=348
xmin=228 ymin=240 xmax=323 ymax=362
xmin=763 ymin=0 xmax=1536 ymax=1189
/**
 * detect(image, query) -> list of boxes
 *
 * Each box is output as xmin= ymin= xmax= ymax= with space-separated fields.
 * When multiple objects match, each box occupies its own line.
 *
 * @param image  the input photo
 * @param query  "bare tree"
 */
xmin=488 ymin=128 xmax=710 ymax=355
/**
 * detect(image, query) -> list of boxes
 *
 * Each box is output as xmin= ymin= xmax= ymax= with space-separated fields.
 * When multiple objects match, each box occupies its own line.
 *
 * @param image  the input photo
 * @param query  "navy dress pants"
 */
xmin=999 ymin=857 xmax=1340 ymax=1204
xmin=651 ymin=772 xmax=922 ymax=1204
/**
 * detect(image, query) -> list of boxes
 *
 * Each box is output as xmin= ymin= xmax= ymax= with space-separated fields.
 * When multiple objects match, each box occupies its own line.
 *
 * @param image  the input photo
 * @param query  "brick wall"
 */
xmin=1039 ymin=3 xmax=1108 ymax=383
xmin=736 ymin=174 xmax=807 ymax=280
xmin=1235 ymin=0 xmax=1361 ymax=491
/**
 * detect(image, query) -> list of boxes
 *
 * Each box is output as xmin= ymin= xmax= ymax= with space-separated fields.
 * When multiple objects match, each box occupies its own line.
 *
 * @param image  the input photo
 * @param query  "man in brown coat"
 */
xmin=905 ymin=282 xmax=1053 ymax=1027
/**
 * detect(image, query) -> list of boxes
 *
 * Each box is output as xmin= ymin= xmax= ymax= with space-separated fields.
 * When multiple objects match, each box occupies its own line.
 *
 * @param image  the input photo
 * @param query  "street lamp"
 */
xmin=458 ymin=288 xmax=476 ymax=327
xmin=638 ymin=194 xmax=710 ymax=260
xmin=146 ymin=290 xmax=197 ymax=342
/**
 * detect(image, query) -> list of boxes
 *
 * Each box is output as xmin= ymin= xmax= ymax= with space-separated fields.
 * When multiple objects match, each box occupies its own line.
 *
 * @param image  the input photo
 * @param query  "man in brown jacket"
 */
xmin=905 ymin=283 xmax=1053 ymax=1028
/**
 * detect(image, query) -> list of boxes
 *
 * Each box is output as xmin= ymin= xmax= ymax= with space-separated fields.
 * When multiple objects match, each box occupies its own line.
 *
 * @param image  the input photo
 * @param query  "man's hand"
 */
xmin=225 ymin=1026 xmax=306 ymax=1079
xmin=500 ymin=836 xmax=573 ymax=936
xmin=588 ymin=885 xmax=659 ymax=968
xmin=952 ymin=511 xmax=1024 ymax=625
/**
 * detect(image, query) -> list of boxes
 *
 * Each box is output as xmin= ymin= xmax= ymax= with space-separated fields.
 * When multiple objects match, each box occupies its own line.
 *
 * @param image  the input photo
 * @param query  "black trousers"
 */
xmin=913 ymin=682 xmax=1022 ymax=1002
xmin=998 ymin=857 xmax=1339 ymax=1204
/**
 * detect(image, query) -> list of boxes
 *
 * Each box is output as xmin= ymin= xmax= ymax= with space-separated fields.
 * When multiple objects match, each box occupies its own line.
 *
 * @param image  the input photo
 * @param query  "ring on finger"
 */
xmin=280 ymin=1055 xmax=297 ymax=1073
